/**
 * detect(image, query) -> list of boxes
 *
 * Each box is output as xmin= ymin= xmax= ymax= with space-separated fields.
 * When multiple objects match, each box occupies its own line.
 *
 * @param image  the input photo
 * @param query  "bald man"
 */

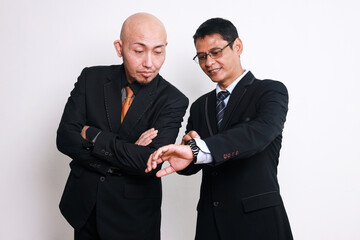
xmin=57 ymin=13 xmax=188 ymax=240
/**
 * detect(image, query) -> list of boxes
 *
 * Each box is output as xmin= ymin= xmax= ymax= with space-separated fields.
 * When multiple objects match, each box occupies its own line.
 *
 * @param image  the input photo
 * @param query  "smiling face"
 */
xmin=114 ymin=13 xmax=167 ymax=84
xmin=195 ymin=33 xmax=244 ymax=89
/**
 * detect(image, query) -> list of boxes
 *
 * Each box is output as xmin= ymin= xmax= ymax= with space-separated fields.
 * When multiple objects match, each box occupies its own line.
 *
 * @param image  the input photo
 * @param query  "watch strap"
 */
xmin=185 ymin=139 xmax=200 ymax=163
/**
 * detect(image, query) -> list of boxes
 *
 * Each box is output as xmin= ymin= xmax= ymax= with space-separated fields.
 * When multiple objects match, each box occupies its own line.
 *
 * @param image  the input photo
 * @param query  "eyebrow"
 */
xmin=133 ymin=42 xmax=166 ymax=49
xmin=197 ymin=47 xmax=222 ymax=54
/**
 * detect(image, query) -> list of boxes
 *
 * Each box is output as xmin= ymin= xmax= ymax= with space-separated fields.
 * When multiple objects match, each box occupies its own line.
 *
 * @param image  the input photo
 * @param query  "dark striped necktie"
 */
xmin=216 ymin=90 xmax=230 ymax=128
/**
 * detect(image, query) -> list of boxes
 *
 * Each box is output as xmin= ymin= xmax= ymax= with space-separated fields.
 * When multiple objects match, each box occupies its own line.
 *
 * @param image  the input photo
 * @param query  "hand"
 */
xmin=135 ymin=128 xmax=158 ymax=146
xmin=145 ymin=144 xmax=193 ymax=177
xmin=181 ymin=130 xmax=201 ymax=144
xmin=81 ymin=125 xmax=90 ymax=141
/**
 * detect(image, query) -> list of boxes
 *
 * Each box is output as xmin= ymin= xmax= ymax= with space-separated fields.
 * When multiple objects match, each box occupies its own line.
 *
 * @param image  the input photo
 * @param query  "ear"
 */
xmin=233 ymin=38 xmax=243 ymax=56
xmin=114 ymin=40 xmax=123 ymax=58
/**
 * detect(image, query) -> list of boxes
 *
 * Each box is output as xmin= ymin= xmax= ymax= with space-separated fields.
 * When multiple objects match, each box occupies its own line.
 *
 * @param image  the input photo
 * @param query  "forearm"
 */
xmin=91 ymin=131 xmax=161 ymax=175
xmin=56 ymin=123 xmax=110 ymax=174
xmin=205 ymin=120 xmax=282 ymax=164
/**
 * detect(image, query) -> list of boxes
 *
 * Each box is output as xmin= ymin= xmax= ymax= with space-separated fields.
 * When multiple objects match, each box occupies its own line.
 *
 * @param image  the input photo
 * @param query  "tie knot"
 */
xmin=125 ymin=86 xmax=134 ymax=98
xmin=217 ymin=90 xmax=230 ymax=101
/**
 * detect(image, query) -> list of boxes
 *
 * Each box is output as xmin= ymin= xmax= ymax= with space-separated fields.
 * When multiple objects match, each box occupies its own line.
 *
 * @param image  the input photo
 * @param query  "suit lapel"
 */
xmin=219 ymin=71 xmax=255 ymax=132
xmin=104 ymin=65 xmax=124 ymax=133
xmin=120 ymin=76 xmax=157 ymax=135
xmin=104 ymin=64 xmax=158 ymax=135
xmin=206 ymin=90 xmax=218 ymax=136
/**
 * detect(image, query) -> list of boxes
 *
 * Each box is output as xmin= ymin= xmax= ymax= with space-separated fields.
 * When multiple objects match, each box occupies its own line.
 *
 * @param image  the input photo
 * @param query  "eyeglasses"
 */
xmin=193 ymin=39 xmax=235 ymax=64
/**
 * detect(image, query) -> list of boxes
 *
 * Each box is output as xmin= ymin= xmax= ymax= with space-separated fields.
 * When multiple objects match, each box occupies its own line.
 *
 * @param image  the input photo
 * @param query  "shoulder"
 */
xmin=80 ymin=65 xmax=120 ymax=77
xmin=194 ymin=90 xmax=214 ymax=104
xmin=248 ymin=78 xmax=289 ymax=108
xmin=190 ymin=90 xmax=215 ymax=111
xmin=256 ymin=78 xmax=287 ymax=91
xmin=249 ymin=78 xmax=288 ymax=97
xmin=157 ymin=75 xmax=189 ymax=103
xmin=76 ymin=65 xmax=122 ymax=87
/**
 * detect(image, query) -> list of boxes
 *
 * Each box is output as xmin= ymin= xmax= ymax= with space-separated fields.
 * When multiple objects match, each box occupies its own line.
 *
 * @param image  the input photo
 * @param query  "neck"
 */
xmin=218 ymin=68 xmax=244 ymax=90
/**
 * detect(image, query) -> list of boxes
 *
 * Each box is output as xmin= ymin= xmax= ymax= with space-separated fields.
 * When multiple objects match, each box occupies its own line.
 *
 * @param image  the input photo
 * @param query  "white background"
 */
xmin=1 ymin=0 xmax=359 ymax=239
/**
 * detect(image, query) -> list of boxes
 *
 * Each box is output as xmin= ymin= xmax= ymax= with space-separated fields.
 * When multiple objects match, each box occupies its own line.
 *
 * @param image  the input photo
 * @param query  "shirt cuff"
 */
xmin=194 ymin=138 xmax=213 ymax=164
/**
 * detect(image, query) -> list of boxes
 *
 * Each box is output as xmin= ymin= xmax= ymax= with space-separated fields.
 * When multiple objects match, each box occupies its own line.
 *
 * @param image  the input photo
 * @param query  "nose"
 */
xmin=143 ymin=52 xmax=153 ymax=68
xmin=205 ymin=54 xmax=215 ymax=67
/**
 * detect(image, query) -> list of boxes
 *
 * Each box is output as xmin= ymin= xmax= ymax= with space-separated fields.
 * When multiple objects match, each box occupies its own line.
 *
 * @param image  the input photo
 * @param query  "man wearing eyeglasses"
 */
xmin=146 ymin=18 xmax=293 ymax=239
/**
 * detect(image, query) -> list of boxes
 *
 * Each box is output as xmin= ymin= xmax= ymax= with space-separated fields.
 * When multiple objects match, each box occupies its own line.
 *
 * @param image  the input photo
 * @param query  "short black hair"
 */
xmin=193 ymin=18 xmax=239 ymax=47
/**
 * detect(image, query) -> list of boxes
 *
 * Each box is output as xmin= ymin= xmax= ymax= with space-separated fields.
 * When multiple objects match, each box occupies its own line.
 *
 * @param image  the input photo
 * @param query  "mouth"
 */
xmin=139 ymin=71 xmax=153 ymax=78
xmin=208 ymin=68 xmax=221 ymax=74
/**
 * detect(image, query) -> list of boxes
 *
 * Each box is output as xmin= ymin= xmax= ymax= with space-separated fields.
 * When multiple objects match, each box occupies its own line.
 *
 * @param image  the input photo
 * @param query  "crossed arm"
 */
xmin=81 ymin=126 xmax=158 ymax=147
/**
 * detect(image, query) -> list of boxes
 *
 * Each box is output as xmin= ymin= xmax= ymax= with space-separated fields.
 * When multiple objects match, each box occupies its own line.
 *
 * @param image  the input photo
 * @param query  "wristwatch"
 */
xmin=185 ymin=139 xmax=200 ymax=163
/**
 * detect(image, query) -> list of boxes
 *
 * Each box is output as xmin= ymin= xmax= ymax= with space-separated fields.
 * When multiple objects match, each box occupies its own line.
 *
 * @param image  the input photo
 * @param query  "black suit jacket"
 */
xmin=57 ymin=64 xmax=188 ymax=239
xmin=179 ymin=71 xmax=293 ymax=240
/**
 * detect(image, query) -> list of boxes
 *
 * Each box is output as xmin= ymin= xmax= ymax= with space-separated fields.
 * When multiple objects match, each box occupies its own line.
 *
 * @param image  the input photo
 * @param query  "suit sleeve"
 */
xmin=91 ymin=90 xmax=189 ymax=176
xmin=205 ymin=81 xmax=288 ymax=166
xmin=56 ymin=68 xmax=109 ymax=175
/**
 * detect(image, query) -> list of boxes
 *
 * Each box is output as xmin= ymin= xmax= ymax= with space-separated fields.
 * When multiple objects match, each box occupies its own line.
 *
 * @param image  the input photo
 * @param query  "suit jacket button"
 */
xmin=212 ymin=171 xmax=218 ymax=176
xmin=100 ymin=176 xmax=105 ymax=182
xmin=213 ymin=201 xmax=219 ymax=207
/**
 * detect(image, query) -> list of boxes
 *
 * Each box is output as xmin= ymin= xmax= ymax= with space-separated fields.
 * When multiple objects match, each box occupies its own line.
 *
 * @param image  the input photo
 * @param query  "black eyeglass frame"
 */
xmin=192 ymin=39 xmax=236 ymax=64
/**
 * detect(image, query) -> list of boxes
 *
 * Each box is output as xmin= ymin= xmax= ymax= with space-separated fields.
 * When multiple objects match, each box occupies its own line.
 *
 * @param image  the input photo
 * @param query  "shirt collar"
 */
xmin=129 ymin=81 xmax=141 ymax=96
xmin=120 ymin=74 xmax=141 ymax=96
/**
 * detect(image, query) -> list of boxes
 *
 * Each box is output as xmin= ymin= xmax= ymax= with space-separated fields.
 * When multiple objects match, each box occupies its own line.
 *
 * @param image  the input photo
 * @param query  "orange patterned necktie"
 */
xmin=121 ymin=86 xmax=134 ymax=123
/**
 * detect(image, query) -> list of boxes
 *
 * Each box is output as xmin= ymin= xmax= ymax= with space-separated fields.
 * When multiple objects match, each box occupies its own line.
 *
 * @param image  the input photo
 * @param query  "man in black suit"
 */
xmin=146 ymin=18 xmax=293 ymax=239
xmin=57 ymin=13 xmax=188 ymax=240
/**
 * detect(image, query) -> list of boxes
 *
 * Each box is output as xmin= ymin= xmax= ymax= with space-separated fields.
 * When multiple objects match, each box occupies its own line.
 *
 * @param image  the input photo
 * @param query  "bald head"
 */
xmin=114 ymin=13 xmax=167 ymax=85
xmin=120 ymin=13 xmax=167 ymax=43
